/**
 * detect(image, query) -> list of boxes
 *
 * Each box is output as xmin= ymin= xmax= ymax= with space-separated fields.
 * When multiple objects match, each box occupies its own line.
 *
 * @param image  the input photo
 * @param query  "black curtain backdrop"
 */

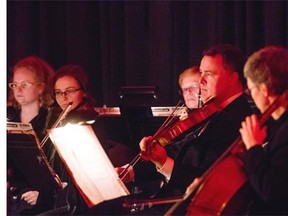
xmin=7 ymin=0 xmax=288 ymax=107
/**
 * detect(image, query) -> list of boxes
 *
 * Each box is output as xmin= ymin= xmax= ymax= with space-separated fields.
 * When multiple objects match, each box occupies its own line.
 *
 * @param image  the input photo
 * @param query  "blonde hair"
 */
xmin=8 ymin=56 xmax=55 ymax=109
xmin=178 ymin=65 xmax=200 ymax=87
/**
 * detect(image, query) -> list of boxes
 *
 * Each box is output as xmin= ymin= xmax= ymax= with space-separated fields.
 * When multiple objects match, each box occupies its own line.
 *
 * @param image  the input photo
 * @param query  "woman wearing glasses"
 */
xmin=7 ymin=56 xmax=55 ymax=215
xmin=44 ymin=64 xmax=134 ymax=215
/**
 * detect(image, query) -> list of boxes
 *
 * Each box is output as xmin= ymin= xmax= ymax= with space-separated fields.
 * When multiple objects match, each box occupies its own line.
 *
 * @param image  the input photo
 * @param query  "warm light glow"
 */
xmin=48 ymin=124 xmax=129 ymax=207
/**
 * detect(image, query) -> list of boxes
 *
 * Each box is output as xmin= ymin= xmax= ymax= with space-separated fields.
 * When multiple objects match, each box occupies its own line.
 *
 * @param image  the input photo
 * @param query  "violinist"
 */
xmin=178 ymin=65 xmax=202 ymax=112
xmin=128 ymin=44 xmax=258 ymax=215
xmin=7 ymin=56 xmax=55 ymax=215
xmin=240 ymin=46 xmax=288 ymax=215
xmin=42 ymin=64 xmax=135 ymax=215
xmin=86 ymin=65 xmax=202 ymax=215
xmin=114 ymin=66 xmax=201 ymax=191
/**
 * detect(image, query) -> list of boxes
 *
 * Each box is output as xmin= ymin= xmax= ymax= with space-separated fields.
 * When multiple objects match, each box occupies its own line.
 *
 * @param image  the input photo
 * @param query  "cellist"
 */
xmin=240 ymin=46 xmax=288 ymax=215
xmin=125 ymin=44 xmax=258 ymax=215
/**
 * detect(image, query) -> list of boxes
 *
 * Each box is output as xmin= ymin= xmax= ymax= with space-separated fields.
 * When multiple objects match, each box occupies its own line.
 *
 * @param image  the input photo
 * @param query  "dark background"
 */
xmin=7 ymin=0 xmax=288 ymax=107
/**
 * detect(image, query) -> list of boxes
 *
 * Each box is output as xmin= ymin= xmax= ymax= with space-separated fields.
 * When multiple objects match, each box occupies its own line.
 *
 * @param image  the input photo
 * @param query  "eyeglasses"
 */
xmin=8 ymin=81 xmax=40 ymax=89
xmin=54 ymin=88 xmax=82 ymax=97
xmin=245 ymin=85 xmax=258 ymax=96
xmin=179 ymin=85 xmax=200 ymax=95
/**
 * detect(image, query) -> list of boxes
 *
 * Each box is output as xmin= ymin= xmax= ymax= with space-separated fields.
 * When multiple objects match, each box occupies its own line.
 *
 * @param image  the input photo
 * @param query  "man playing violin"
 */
xmin=109 ymin=66 xmax=202 ymax=198
xmin=89 ymin=44 xmax=257 ymax=215
xmin=239 ymin=46 xmax=288 ymax=215
xmin=128 ymin=44 xmax=258 ymax=215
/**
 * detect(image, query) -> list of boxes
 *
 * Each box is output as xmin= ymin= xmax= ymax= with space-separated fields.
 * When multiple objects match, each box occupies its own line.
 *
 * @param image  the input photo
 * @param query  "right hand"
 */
xmin=139 ymin=136 xmax=168 ymax=168
xmin=21 ymin=190 xmax=39 ymax=206
xmin=115 ymin=165 xmax=135 ymax=183
xmin=239 ymin=114 xmax=267 ymax=150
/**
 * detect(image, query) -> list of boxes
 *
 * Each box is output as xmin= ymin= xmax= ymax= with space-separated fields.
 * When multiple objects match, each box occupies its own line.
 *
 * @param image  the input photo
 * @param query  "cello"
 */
xmin=165 ymin=91 xmax=288 ymax=215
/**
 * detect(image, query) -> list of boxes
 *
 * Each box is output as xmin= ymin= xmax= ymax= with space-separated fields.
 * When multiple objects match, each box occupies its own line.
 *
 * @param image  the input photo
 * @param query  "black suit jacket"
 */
xmin=88 ymin=94 xmax=258 ymax=215
xmin=146 ymin=94 xmax=258 ymax=215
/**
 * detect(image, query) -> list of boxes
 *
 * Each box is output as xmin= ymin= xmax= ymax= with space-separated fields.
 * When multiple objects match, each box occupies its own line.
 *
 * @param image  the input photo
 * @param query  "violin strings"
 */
xmin=119 ymin=100 xmax=185 ymax=181
xmin=152 ymin=101 xmax=185 ymax=139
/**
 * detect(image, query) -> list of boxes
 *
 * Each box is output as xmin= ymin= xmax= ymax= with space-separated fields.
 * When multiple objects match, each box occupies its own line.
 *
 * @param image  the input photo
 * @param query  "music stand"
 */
xmin=7 ymin=122 xmax=62 ymax=190
xmin=118 ymin=86 xmax=158 ymax=148
xmin=119 ymin=85 xmax=158 ymax=106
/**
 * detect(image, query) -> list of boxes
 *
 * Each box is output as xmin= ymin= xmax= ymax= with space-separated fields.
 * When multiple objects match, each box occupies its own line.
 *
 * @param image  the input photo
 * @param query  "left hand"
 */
xmin=239 ymin=114 xmax=267 ymax=150
xmin=178 ymin=108 xmax=188 ymax=120
xmin=139 ymin=136 xmax=168 ymax=168
xmin=21 ymin=190 xmax=39 ymax=206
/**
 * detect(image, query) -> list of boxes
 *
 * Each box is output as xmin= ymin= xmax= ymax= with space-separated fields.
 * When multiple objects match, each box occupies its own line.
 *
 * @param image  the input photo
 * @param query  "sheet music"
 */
xmin=48 ymin=124 xmax=130 ymax=207
xmin=7 ymin=122 xmax=63 ymax=190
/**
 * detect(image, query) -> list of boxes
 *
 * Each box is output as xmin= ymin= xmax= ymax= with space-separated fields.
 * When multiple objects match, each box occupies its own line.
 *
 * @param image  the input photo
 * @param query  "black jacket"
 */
xmin=139 ymin=94 xmax=258 ymax=215
xmin=7 ymin=106 xmax=55 ymax=215
xmin=44 ymin=103 xmax=134 ymax=215
xmin=244 ymin=111 xmax=288 ymax=215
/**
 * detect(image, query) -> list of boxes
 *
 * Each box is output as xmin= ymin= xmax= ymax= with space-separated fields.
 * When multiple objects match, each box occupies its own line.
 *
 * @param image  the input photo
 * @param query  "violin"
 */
xmin=119 ymin=98 xmax=223 ymax=180
xmin=152 ymin=99 xmax=220 ymax=147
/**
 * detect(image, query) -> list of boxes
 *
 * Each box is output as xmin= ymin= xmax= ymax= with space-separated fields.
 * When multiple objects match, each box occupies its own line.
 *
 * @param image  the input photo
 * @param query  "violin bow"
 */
xmin=119 ymin=101 xmax=186 ymax=181
xmin=40 ymin=102 xmax=73 ymax=148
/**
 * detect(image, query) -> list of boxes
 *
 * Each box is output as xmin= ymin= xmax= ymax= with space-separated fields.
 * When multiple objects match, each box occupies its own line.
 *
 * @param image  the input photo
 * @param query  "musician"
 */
xmin=127 ymin=44 xmax=258 ymax=215
xmin=7 ymin=56 xmax=55 ymax=215
xmin=43 ymin=64 xmax=134 ymax=215
xmin=113 ymin=65 xmax=201 ymax=192
xmin=240 ymin=46 xmax=288 ymax=215
xmin=178 ymin=65 xmax=202 ymax=117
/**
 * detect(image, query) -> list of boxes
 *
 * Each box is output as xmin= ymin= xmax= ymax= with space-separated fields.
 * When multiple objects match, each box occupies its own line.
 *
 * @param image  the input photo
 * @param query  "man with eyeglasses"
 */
xmin=177 ymin=66 xmax=202 ymax=120
xmin=239 ymin=46 xmax=288 ymax=215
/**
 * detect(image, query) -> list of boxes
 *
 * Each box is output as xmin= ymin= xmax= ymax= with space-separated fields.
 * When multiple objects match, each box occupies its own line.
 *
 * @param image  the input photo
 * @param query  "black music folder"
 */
xmin=7 ymin=122 xmax=62 ymax=190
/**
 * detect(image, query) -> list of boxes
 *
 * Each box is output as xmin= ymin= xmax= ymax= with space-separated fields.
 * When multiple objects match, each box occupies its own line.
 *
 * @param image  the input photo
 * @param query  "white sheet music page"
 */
xmin=48 ymin=123 xmax=130 ymax=207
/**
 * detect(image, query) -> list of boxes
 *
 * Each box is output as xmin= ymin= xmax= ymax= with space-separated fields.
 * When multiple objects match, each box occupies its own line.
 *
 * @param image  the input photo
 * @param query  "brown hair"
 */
xmin=203 ymin=44 xmax=246 ymax=84
xmin=52 ymin=64 xmax=96 ymax=106
xmin=244 ymin=46 xmax=288 ymax=95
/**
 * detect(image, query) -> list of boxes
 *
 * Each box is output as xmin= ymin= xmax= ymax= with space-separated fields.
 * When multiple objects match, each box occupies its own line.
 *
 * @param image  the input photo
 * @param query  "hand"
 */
xmin=239 ymin=114 xmax=267 ymax=150
xmin=178 ymin=108 xmax=188 ymax=120
xmin=21 ymin=190 xmax=39 ymax=205
xmin=185 ymin=177 xmax=202 ymax=195
xmin=115 ymin=164 xmax=135 ymax=183
xmin=139 ymin=136 xmax=168 ymax=168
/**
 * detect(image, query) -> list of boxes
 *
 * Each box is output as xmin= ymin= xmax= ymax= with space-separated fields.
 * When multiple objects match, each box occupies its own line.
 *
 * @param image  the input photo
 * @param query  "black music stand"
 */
xmin=118 ymin=86 xmax=158 ymax=149
xmin=119 ymin=85 xmax=158 ymax=106
xmin=7 ymin=127 xmax=62 ymax=190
